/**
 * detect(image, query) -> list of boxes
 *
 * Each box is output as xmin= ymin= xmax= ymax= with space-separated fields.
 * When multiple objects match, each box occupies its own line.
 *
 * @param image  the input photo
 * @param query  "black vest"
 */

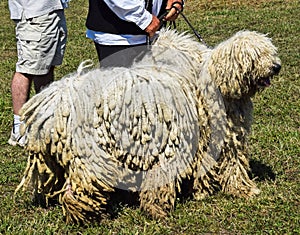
xmin=86 ymin=0 xmax=168 ymax=35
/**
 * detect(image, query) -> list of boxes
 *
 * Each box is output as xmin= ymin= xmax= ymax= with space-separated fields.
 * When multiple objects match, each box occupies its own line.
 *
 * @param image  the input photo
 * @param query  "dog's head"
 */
xmin=207 ymin=30 xmax=281 ymax=98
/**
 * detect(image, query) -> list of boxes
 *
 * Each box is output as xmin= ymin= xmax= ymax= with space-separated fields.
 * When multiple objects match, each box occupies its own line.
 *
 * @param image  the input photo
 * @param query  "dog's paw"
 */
xmin=193 ymin=190 xmax=211 ymax=201
xmin=248 ymin=186 xmax=260 ymax=197
xmin=141 ymin=203 xmax=168 ymax=219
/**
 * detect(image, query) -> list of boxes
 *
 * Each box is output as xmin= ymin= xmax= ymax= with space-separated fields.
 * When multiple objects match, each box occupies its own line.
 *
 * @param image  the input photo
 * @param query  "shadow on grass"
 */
xmin=20 ymin=160 xmax=277 ymax=224
xmin=249 ymin=159 xmax=276 ymax=181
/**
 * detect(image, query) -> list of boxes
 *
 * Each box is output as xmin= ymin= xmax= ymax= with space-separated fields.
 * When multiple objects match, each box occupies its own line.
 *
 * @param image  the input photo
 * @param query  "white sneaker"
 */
xmin=8 ymin=129 xmax=26 ymax=147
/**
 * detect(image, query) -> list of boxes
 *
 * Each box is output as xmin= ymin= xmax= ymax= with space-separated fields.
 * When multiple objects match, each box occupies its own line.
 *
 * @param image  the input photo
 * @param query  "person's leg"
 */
xmin=11 ymin=72 xmax=32 ymax=115
xmin=33 ymin=66 xmax=54 ymax=93
xmin=94 ymin=43 xmax=128 ymax=67
xmin=9 ymin=10 xmax=67 ymax=147
xmin=9 ymin=67 xmax=54 ymax=147
xmin=9 ymin=72 xmax=32 ymax=146
xmin=94 ymin=43 xmax=148 ymax=68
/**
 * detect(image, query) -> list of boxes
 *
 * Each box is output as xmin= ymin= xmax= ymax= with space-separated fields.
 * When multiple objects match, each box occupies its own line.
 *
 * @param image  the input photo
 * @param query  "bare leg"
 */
xmin=11 ymin=67 xmax=54 ymax=115
xmin=9 ymin=72 xmax=32 ymax=146
xmin=9 ymin=67 xmax=54 ymax=146
xmin=33 ymin=66 xmax=54 ymax=93
xmin=11 ymin=72 xmax=32 ymax=115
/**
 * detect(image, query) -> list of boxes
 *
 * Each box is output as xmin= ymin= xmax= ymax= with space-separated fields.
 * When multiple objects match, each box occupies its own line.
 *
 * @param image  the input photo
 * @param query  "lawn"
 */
xmin=0 ymin=0 xmax=299 ymax=234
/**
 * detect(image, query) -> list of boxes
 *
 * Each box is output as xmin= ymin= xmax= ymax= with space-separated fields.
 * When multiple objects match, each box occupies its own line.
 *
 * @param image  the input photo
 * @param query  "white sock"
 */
xmin=13 ymin=114 xmax=21 ymax=135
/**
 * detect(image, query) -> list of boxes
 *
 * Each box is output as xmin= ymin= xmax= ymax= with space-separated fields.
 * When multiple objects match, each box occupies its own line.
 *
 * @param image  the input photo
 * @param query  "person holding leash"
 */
xmin=86 ymin=0 xmax=184 ymax=67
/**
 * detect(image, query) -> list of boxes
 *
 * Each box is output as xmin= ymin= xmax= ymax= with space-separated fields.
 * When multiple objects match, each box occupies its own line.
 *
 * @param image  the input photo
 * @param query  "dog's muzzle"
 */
xmin=257 ymin=62 xmax=281 ymax=88
xmin=272 ymin=63 xmax=281 ymax=75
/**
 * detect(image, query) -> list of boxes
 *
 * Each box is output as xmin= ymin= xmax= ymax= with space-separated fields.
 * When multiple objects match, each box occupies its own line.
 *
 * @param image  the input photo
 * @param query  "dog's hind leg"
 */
xmin=139 ymin=168 xmax=176 ymax=219
xmin=191 ymin=152 xmax=220 ymax=200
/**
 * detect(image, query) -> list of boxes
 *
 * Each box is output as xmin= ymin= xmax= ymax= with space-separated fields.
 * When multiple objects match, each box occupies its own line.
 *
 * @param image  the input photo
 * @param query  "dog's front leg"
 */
xmin=217 ymin=136 xmax=260 ymax=198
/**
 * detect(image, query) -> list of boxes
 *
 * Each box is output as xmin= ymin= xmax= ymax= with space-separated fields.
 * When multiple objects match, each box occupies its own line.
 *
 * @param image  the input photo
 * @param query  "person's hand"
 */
xmin=145 ymin=15 xmax=161 ymax=37
xmin=165 ymin=0 xmax=184 ymax=21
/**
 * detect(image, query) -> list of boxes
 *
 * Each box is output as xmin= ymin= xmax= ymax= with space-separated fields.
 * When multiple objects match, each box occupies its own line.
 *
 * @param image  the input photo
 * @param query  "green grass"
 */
xmin=0 ymin=0 xmax=299 ymax=234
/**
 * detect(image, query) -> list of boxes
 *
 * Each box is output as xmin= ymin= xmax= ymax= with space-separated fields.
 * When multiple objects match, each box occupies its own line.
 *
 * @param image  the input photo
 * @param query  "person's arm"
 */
xmin=103 ymin=0 xmax=161 ymax=37
xmin=103 ymin=0 xmax=152 ymax=30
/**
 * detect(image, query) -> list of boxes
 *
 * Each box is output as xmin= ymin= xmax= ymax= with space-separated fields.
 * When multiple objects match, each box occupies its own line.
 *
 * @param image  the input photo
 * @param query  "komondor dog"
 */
xmin=15 ymin=29 xmax=281 ymax=223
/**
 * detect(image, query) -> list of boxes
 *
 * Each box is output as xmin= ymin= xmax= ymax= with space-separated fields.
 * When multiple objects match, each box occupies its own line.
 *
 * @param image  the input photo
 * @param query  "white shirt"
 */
xmin=86 ymin=0 xmax=163 ymax=45
xmin=8 ymin=0 xmax=65 ymax=20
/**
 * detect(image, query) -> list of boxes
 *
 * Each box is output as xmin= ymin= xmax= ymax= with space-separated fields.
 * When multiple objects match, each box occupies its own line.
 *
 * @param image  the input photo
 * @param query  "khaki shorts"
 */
xmin=15 ymin=10 xmax=67 ymax=75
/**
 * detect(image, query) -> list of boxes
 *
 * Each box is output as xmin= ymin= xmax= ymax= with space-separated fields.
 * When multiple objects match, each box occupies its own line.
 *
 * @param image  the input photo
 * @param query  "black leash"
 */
xmin=171 ymin=4 xmax=208 ymax=46
xmin=154 ymin=3 xmax=208 ymax=47
xmin=178 ymin=12 xmax=208 ymax=46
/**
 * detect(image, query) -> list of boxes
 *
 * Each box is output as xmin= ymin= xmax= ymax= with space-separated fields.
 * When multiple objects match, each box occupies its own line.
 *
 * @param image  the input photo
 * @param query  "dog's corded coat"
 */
xmin=16 ymin=29 xmax=281 ymax=223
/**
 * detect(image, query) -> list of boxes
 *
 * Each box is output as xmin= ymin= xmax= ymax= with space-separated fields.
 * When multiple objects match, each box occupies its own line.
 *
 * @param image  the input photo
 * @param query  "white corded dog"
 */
xmin=16 ymin=28 xmax=281 ymax=223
